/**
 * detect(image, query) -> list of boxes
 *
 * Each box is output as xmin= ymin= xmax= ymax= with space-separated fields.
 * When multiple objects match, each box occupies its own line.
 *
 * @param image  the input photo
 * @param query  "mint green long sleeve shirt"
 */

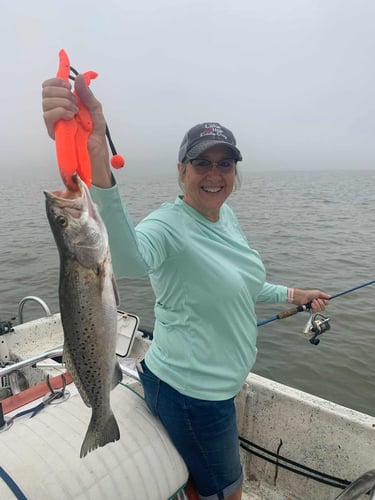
xmin=91 ymin=183 xmax=288 ymax=400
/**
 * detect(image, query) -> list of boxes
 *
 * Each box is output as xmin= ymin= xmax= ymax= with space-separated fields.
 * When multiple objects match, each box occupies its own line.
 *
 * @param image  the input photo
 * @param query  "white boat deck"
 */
xmin=1 ymin=312 xmax=374 ymax=499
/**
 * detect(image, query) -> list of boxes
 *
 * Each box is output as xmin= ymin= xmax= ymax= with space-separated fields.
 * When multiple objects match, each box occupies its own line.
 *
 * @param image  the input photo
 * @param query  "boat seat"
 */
xmin=0 ymin=382 xmax=188 ymax=500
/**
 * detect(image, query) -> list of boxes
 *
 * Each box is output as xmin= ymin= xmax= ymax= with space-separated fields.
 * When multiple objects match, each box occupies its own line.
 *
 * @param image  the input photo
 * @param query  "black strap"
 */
xmin=239 ymin=435 xmax=351 ymax=490
xmin=0 ymin=466 xmax=27 ymax=500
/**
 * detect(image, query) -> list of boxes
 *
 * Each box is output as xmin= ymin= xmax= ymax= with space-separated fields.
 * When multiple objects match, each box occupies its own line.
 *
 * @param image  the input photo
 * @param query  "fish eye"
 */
xmin=57 ymin=216 xmax=68 ymax=227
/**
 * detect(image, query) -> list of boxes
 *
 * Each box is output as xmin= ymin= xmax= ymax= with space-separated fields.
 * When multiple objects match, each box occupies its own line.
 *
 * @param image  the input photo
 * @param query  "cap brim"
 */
xmin=185 ymin=140 xmax=242 ymax=162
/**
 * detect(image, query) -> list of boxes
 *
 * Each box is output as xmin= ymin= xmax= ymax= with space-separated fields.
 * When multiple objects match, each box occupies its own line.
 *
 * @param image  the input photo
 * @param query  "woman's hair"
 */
xmin=178 ymin=163 xmax=242 ymax=193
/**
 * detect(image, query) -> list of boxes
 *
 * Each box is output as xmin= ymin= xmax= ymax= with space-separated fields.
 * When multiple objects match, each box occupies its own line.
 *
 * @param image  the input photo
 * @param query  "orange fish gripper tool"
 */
xmin=54 ymin=49 xmax=125 ymax=191
xmin=55 ymin=49 xmax=98 ymax=190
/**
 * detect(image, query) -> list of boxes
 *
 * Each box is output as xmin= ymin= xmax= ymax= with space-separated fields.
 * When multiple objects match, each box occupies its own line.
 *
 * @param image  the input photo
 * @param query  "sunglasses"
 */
xmin=189 ymin=158 xmax=237 ymax=174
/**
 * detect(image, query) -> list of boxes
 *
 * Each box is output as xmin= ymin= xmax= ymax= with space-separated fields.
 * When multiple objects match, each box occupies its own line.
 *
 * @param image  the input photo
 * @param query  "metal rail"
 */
xmin=18 ymin=296 xmax=52 ymax=324
xmin=0 ymin=348 xmax=63 ymax=377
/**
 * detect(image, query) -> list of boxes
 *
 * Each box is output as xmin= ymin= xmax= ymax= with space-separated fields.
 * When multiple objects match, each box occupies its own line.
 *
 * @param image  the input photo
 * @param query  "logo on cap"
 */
xmin=200 ymin=123 xmax=228 ymax=141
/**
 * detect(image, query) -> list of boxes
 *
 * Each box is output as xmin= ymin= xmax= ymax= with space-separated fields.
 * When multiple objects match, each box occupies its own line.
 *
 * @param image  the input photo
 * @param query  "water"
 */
xmin=1 ymin=170 xmax=374 ymax=416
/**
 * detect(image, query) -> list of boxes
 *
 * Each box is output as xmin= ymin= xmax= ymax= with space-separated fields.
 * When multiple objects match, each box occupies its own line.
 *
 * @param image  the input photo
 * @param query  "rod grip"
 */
xmin=277 ymin=307 xmax=300 ymax=319
xmin=277 ymin=304 xmax=307 ymax=320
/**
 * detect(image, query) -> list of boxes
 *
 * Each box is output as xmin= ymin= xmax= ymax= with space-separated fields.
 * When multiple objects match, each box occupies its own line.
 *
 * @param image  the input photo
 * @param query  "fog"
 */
xmin=1 ymin=0 xmax=374 ymax=179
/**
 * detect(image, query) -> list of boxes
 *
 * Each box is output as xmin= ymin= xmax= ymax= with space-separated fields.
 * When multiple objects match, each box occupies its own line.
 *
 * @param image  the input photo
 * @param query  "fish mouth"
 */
xmin=44 ymin=174 xmax=99 ymax=221
xmin=44 ymin=174 xmax=84 ymax=202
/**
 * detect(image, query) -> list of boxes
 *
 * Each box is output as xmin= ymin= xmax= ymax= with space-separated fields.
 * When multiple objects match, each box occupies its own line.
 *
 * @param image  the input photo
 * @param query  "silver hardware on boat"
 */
xmin=1 ymin=361 xmax=29 ymax=400
xmin=335 ymin=469 xmax=375 ymax=499
xmin=8 ymin=367 xmax=28 ymax=395
xmin=303 ymin=312 xmax=331 ymax=345
xmin=43 ymin=374 xmax=70 ymax=405
xmin=0 ymin=373 xmax=70 ymax=433
xmin=36 ymin=362 xmax=64 ymax=369
xmin=0 ymin=347 xmax=63 ymax=378
xmin=18 ymin=296 xmax=52 ymax=324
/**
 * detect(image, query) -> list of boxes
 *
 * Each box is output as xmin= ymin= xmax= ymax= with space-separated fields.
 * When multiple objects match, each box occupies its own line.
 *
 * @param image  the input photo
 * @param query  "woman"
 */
xmin=42 ymin=74 xmax=330 ymax=500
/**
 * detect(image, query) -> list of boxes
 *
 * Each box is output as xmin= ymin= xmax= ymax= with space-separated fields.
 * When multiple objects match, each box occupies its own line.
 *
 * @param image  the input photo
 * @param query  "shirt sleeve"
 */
xmin=91 ymin=182 xmax=181 ymax=279
xmin=257 ymin=282 xmax=288 ymax=303
xmin=90 ymin=183 xmax=149 ymax=278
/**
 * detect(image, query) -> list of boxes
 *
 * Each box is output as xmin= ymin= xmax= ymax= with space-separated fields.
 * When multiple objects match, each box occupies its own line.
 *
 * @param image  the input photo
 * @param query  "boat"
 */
xmin=0 ymin=296 xmax=374 ymax=500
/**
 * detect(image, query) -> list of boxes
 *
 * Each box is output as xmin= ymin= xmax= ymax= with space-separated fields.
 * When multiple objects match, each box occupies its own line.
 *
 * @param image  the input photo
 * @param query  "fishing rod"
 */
xmin=257 ymin=279 xmax=375 ymax=345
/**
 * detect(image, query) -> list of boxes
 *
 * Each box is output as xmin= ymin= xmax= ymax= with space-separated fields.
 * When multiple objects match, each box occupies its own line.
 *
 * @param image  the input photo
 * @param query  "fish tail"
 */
xmin=80 ymin=412 xmax=120 ymax=458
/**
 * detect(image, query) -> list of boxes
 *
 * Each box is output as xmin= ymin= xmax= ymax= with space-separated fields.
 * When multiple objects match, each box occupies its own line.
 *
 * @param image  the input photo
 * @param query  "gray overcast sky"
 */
xmin=1 ymin=0 xmax=374 ymax=178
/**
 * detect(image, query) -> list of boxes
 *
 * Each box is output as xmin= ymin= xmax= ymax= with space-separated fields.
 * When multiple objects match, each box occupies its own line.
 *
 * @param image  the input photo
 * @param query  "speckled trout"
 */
xmin=44 ymin=175 xmax=121 ymax=458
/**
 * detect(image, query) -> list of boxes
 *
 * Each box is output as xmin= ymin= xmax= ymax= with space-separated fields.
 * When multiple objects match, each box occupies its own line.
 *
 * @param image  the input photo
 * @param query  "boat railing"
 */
xmin=18 ymin=296 xmax=52 ymax=324
xmin=0 ymin=347 xmax=63 ymax=378
xmin=335 ymin=469 xmax=375 ymax=499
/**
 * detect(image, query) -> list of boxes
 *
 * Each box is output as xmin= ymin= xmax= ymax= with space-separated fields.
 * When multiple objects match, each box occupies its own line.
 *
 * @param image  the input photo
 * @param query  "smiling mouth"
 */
xmin=202 ymin=187 xmax=223 ymax=193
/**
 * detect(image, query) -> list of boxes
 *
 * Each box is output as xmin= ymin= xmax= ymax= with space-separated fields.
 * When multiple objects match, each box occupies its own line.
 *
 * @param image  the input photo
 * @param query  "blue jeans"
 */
xmin=137 ymin=360 xmax=243 ymax=499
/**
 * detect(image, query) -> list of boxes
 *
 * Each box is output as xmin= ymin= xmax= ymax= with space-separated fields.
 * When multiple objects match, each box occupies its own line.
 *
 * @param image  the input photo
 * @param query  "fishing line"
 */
xmin=257 ymin=279 xmax=375 ymax=328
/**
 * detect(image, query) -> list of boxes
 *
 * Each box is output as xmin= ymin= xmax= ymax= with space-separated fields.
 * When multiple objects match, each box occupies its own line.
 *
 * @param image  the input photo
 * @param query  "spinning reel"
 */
xmin=303 ymin=313 xmax=331 ymax=345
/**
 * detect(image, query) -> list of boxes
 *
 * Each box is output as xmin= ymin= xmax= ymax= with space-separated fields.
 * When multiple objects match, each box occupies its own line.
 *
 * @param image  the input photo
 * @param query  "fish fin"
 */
xmin=63 ymin=345 xmax=91 ymax=407
xmin=112 ymin=274 xmax=120 ymax=307
xmin=98 ymin=264 xmax=119 ymax=307
xmin=80 ymin=411 xmax=120 ymax=458
xmin=112 ymin=361 xmax=123 ymax=390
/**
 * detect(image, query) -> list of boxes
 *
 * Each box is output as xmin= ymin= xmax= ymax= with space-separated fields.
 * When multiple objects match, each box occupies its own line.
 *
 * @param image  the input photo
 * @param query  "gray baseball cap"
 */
xmin=178 ymin=122 xmax=243 ymax=163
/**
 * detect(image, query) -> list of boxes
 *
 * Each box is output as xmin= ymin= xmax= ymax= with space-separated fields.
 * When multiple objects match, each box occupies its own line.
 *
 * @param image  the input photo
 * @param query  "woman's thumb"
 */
xmin=74 ymin=74 xmax=99 ymax=111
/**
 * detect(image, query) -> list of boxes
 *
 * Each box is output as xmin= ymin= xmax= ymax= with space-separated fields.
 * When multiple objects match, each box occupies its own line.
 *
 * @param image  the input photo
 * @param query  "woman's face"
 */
xmin=178 ymin=144 xmax=237 ymax=222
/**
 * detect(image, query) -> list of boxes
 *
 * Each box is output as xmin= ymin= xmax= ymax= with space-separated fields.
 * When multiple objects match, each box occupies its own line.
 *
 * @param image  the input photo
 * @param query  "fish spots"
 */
xmin=47 ymin=179 xmax=120 ymax=456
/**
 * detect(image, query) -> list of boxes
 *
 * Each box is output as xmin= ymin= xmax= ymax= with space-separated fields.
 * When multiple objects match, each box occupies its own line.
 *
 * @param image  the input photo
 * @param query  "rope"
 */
xmin=239 ymin=436 xmax=351 ymax=490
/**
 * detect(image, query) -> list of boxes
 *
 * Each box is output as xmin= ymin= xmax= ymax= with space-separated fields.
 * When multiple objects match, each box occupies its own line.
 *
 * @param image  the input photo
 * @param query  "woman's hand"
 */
xmin=42 ymin=75 xmax=113 ymax=188
xmin=42 ymin=77 xmax=78 ymax=138
xmin=292 ymin=289 xmax=330 ymax=313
